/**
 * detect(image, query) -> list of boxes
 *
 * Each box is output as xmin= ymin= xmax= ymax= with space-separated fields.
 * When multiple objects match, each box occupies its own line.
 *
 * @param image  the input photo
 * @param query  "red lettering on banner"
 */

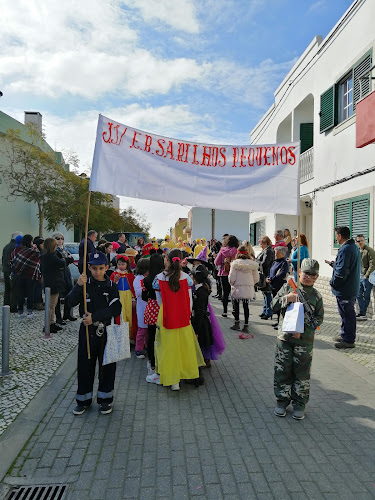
xmin=232 ymin=147 xmax=239 ymax=167
xmin=164 ymin=140 xmax=174 ymax=160
xmin=102 ymin=122 xmax=113 ymax=143
xmin=183 ymin=143 xmax=190 ymax=163
xmin=192 ymin=145 xmax=199 ymax=165
xmin=111 ymin=125 xmax=119 ymax=144
xmin=255 ymin=147 xmax=263 ymax=166
xmin=280 ymin=147 xmax=288 ymax=164
xmin=155 ymin=139 xmax=165 ymax=156
xmin=118 ymin=127 xmax=127 ymax=146
xmin=263 ymin=147 xmax=271 ymax=165
xmin=272 ymin=147 xmax=279 ymax=164
xmin=130 ymin=131 xmax=141 ymax=149
xmin=248 ymin=148 xmax=254 ymax=166
xmin=144 ymin=135 xmax=152 ymax=152
xmin=219 ymin=147 xmax=226 ymax=167
xmin=211 ymin=147 xmax=219 ymax=167
xmin=240 ymin=147 xmax=247 ymax=167
xmin=201 ymin=146 xmax=212 ymax=166
xmin=177 ymin=143 xmax=185 ymax=162
xmin=288 ymin=146 xmax=296 ymax=165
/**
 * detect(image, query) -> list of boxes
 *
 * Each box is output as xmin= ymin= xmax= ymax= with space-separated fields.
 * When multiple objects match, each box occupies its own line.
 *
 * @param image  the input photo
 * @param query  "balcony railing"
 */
xmin=300 ymin=147 xmax=314 ymax=183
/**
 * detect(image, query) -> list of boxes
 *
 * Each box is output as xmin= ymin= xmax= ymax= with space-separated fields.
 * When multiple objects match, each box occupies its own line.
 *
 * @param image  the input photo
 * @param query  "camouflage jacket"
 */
xmin=271 ymin=283 xmax=324 ymax=345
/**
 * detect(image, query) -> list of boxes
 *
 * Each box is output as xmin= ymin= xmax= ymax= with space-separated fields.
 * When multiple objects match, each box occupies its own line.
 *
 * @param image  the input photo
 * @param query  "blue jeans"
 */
xmin=357 ymin=277 xmax=373 ymax=316
xmin=336 ymin=296 xmax=356 ymax=343
xmin=262 ymin=291 xmax=273 ymax=316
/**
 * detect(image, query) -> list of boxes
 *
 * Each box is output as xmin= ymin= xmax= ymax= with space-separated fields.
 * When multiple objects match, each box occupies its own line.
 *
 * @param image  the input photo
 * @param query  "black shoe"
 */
xmin=335 ymin=341 xmax=355 ymax=349
xmin=230 ymin=322 xmax=241 ymax=331
xmin=356 ymin=314 xmax=367 ymax=321
xmin=56 ymin=318 xmax=67 ymax=325
xmin=49 ymin=323 xmax=61 ymax=333
xmin=261 ymin=314 xmax=272 ymax=320
xmin=221 ymin=313 xmax=228 ymax=318
xmin=73 ymin=404 xmax=90 ymax=415
xmin=259 ymin=313 xmax=266 ymax=318
xmin=100 ymin=403 xmax=113 ymax=415
xmin=271 ymin=322 xmax=279 ymax=328
xmin=63 ymin=315 xmax=77 ymax=321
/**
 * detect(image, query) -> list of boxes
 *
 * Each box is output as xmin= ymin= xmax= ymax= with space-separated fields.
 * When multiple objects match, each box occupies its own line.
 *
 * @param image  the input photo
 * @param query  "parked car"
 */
xmin=64 ymin=242 xmax=80 ymax=284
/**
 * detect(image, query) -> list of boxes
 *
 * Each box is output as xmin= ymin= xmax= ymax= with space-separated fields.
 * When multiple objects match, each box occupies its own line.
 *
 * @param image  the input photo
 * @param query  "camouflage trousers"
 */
xmin=274 ymin=339 xmax=313 ymax=407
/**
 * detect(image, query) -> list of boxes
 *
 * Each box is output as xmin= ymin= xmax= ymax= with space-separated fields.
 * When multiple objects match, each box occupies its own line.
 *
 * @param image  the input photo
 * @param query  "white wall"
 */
xmin=191 ymin=207 xmax=250 ymax=242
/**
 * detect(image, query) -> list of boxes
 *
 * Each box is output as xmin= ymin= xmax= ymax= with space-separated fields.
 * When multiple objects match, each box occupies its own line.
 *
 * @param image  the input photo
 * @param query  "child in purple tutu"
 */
xmin=191 ymin=265 xmax=226 ymax=368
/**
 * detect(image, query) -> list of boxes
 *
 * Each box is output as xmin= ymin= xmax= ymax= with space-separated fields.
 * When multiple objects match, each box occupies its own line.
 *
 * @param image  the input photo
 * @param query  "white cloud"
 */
xmin=308 ymin=1 xmax=326 ymax=13
xmin=125 ymin=0 xmax=200 ymax=34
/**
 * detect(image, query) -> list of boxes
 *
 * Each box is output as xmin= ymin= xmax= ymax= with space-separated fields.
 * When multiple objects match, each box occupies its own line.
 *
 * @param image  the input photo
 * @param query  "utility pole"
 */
xmin=211 ymin=209 xmax=215 ymax=240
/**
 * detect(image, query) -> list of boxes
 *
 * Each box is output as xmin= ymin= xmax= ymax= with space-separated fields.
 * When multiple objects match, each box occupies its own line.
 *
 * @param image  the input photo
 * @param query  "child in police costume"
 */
xmin=67 ymin=251 xmax=122 ymax=415
xmin=271 ymin=258 xmax=324 ymax=420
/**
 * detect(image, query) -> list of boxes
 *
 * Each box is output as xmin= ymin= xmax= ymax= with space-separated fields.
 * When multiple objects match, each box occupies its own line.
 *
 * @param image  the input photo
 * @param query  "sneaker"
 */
xmin=146 ymin=373 xmax=161 ymax=384
xmin=292 ymin=405 xmax=305 ymax=420
xmin=221 ymin=313 xmax=227 ymax=318
xmin=135 ymin=351 xmax=145 ymax=359
xmin=171 ymin=383 xmax=180 ymax=391
xmin=63 ymin=315 xmax=77 ymax=321
xmin=73 ymin=405 xmax=90 ymax=415
xmin=26 ymin=312 xmax=34 ymax=319
xmin=274 ymin=402 xmax=287 ymax=417
xmin=356 ymin=314 xmax=367 ymax=321
xmin=335 ymin=341 xmax=355 ymax=349
xmin=100 ymin=403 xmax=113 ymax=415
xmin=56 ymin=318 xmax=67 ymax=325
xmin=241 ymin=324 xmax=249 ymax=333
xmin=230 ymin=322 xmax=241 ymax=331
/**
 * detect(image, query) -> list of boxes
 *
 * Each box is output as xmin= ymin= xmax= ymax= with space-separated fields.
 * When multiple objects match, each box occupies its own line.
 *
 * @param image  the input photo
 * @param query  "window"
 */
xmin=338 ymin=73 xmax=353 ymax=122
xmin=250 ymin=219 xmax=265 ymax=246
xmin=320 ymin=50 xmax=372 ymax=133
xmin=333 ymin=194 xmax=370 ymax=248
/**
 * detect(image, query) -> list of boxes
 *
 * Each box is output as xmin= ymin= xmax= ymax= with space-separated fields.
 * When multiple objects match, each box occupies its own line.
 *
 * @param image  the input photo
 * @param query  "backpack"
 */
xmin=224 ymin=256 xmax=232 ymax=274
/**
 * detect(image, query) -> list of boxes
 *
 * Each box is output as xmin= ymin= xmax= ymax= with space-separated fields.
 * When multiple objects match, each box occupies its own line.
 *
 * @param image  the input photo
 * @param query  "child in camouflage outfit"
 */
xmin=271 ymin=258 xmax=324 ymax=420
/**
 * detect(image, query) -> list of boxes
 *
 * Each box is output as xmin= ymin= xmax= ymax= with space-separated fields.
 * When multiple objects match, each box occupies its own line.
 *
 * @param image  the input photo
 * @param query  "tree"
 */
xmin=0 ymin=126 xmax=66 ymax=236
xmin=120 ymin=206 xmax=151 ymax=236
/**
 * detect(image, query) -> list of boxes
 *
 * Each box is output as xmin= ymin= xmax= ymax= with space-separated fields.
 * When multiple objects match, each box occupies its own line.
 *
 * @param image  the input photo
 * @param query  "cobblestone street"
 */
xmin=1 ymin=291 xmax=375 ymax=499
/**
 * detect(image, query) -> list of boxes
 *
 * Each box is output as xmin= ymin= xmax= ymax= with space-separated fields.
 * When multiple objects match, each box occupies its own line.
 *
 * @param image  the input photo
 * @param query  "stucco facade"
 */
xmin=249 ymin=0 xmax=375 ymax=308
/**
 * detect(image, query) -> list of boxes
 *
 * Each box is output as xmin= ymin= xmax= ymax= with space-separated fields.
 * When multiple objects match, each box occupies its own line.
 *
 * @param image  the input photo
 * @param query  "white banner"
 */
xmin=90 ymin=114 xmax=300 ymax=215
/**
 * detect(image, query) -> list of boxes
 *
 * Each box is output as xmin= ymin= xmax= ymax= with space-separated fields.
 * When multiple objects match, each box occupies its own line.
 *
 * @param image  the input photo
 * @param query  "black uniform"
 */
xmin=67 ymin=277 xmax=122 ymax=407
xmin=191 ymin=285 xmax=213 ymax=349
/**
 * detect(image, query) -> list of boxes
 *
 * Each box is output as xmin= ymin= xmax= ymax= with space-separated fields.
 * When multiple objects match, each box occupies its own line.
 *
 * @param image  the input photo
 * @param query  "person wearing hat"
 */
xmin=66 ymin=251 xmax=122 ymax=416
xmin=161 ymin=234 xmax=173 ymax=250
xmin=271 ymin=258 xmax=324 ymax=421
xmin=187 ymin=245 xmax=209 ymax=269
xmin=151 ymin=237 xmax=159 ymax=250
xmin=193 ymin=238 xmax=203 ymax=258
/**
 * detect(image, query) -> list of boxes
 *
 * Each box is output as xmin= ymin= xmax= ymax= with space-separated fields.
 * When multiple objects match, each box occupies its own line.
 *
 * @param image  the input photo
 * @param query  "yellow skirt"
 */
xmin=119 ymin=290 xmax=133 ymax=337
xmin=155 ymin=305 xmax=205 ymax=386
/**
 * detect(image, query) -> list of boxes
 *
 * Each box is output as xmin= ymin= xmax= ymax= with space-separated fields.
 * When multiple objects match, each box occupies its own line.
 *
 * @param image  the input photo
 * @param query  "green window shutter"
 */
xmin=351 ymin=195 xmax=369 ymax=241
xmin=334 ymin=195 xmax=370 ymax=248
xmin=320 ymin=85 xmax=337 ymax=133
xmin=300 ymin=123 xmax=313 ymax=153
xmin=353 ymin=52 xmax=372 ymax=109
xmin=250 ymin=223 xmax=255 ymax=246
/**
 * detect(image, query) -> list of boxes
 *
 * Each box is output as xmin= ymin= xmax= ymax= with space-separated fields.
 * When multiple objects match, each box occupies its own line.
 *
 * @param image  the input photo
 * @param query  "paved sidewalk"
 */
xmin=1 ymin=296 xmax=375 ymax=499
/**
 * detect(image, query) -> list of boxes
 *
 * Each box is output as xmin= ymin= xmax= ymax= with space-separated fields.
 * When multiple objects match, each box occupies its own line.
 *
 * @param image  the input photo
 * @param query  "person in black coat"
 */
xmin=256 ymin=236 xmax=275 ymax=320
xmin=2 ymin=231 xmax=22 ymax=312
xmin=266 ymin=245 xmax=289 ymax=329
xmin=78 ymin=230 xmax=97 ymax=273
xmin=191 ymin=266 xmax=213 ymax=364
xmin=52 ymin=232 xmax=76 ymax=323
xmin=41 ymin=238 xmax=66 ymax=333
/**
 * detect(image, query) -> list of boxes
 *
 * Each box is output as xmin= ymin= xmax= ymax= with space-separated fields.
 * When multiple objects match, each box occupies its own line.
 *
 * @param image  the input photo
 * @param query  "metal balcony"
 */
xmin=300 ymin=147 xmax=314 ymax=183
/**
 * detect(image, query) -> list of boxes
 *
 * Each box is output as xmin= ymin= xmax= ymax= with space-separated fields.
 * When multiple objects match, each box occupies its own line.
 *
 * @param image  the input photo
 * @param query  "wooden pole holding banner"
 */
xmin=83 ymin=190 xmax=91 ymax=360
xmin=297 ymin=215 xmax=301 ymax=286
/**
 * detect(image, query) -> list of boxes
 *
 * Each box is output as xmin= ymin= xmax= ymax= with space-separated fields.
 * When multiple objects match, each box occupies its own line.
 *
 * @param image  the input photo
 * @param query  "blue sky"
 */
xmin=0 ymin=0 xmax=353 ymax=237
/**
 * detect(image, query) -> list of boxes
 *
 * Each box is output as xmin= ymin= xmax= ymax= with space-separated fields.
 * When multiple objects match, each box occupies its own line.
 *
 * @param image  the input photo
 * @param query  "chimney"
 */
xmin=24 ymin=111 xmax=42 ymax=134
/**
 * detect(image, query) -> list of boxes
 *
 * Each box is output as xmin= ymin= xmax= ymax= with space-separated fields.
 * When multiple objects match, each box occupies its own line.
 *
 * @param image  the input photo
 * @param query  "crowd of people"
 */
xmin=1 ymin=224 xmax=371 ymax=420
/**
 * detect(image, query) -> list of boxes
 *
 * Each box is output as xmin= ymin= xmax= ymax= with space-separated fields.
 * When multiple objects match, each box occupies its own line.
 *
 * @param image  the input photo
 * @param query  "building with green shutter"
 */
xmin=0 ymin=110 xmax=74 ymax=256
xmin=249 ymin=0 xmax=375 ymax=307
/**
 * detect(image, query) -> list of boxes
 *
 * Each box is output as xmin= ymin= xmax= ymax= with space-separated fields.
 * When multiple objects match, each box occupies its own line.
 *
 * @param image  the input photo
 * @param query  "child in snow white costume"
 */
xmin=146 ymin=249 xmax=205 ymax=390
xmin=110 ymin=255 xmax=136 ymax=339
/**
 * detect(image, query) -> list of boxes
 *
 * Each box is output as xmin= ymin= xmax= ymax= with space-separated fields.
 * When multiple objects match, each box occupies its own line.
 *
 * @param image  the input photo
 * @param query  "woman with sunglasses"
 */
xmin=51 ymin=232 xmax=76 ymax=323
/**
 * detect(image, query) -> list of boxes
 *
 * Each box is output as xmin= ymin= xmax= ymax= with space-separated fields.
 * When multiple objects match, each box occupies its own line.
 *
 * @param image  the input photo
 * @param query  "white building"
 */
xmin=185 ymin=207 xmax=250 ymax=243
xmin=249 ymin=0 xmax=374 ymax=305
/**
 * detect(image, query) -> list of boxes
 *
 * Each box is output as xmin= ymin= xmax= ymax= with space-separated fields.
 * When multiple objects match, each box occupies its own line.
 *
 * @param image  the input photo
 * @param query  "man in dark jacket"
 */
xmin=330 ymin=226 xmax=361 ymax=349
xmin=78 ymin=230 xmax=97 ymax=273
xmin=117 ymin=233 xmax=129 ymax=254
xmin=355 ymin=234 xmax=375 ymax=320
xmin=2 ymin=231 xmax=22 ymax=311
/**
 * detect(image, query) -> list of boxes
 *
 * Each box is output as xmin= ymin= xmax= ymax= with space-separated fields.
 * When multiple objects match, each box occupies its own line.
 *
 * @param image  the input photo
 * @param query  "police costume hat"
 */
xmin=88 ymin=251 xmax=108 ymax=265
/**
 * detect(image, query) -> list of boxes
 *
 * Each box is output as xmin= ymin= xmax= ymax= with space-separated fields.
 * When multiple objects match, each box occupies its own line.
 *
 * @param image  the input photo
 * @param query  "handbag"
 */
xmin=103 ymin=319 xmax=131 ymax=365
xmin=144 ymin=299 xmax=160 ymax=325
xmin=282 ymin=301 xmax=304 ymax=334
xmin=224 ymin=256 xmax=232 ymax=274
xmin=256 ymin=261 xmax=267 ymax=290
